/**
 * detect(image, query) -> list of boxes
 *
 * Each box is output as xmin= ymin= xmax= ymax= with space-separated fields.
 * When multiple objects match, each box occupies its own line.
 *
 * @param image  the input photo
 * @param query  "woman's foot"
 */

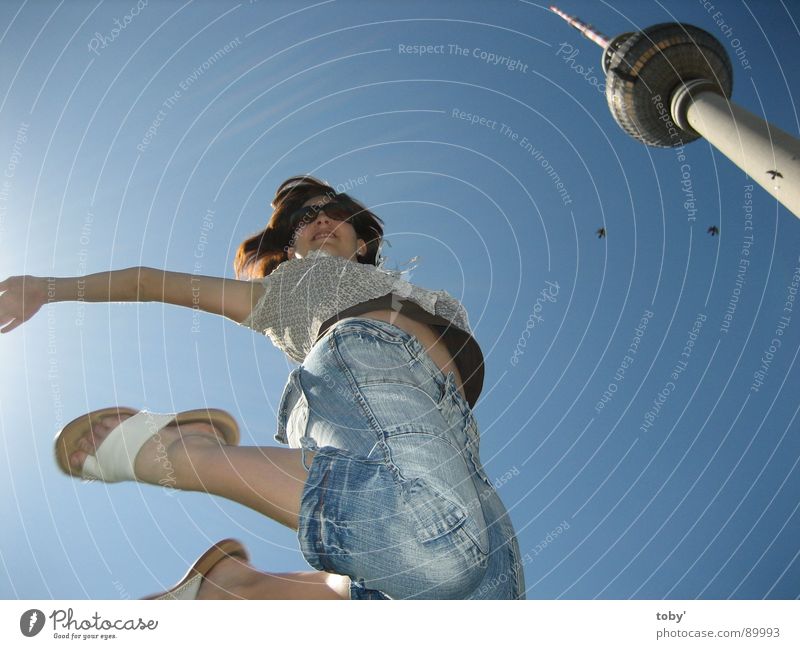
xmin=144 ymin=539 xmax=351 ymax=600
xmin=68 ymin=413 xmax=228 ymax=487
xmin=195 ymin=554 xmax=257 ymax=599
xmin=196 ymin=557 xmax=352 ymax=599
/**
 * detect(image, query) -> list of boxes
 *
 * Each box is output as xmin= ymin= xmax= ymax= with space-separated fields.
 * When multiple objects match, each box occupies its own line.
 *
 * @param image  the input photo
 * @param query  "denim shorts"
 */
xmin=275 ymin=317 xmax=526 ymax=600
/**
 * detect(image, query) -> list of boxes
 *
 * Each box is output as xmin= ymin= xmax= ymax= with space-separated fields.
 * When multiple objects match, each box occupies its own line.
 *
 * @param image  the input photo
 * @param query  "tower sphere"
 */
xmin=604 ymin=23 xmax=733 ymax=147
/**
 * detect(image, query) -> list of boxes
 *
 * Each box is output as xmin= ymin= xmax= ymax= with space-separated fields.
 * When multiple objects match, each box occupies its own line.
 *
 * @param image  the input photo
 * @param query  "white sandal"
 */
xmin=54 ymin=406 xmax=240 ymax=482
xmin=142 ymin=539 xmax=250 ymax=600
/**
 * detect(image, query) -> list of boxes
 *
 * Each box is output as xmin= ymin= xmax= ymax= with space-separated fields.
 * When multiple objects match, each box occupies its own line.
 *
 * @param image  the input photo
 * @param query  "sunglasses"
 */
xmin=286 ymin=198 xmax=358 ymax=232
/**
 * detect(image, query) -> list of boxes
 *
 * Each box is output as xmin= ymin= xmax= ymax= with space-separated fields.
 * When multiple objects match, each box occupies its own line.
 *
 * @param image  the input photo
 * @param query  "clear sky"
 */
xmin=1 ymin=0 xmax=799 ymax=599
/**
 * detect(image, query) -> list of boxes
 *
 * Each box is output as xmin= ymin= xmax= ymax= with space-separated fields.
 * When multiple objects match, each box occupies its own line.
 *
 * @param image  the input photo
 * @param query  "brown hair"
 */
xmin=234 ymin=175 xmax=385 ymax=279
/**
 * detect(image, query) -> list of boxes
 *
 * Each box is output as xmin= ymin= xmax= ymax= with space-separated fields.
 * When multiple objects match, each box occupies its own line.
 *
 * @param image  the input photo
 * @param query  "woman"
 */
xmin=0 ymin=176 xmax=525 ymax=600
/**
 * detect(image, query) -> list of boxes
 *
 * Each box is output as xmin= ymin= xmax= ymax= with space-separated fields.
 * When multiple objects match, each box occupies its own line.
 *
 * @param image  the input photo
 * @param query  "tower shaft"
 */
xmin=673 ymin=84 xmax=800 ymax=216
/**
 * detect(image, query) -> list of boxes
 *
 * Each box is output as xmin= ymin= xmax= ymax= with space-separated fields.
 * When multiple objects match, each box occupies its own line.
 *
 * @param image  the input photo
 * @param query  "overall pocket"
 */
xmin=400 ymin=473 xmax=490 ymax=563
xmin=386 ymin=431 xmax=492 ymax=559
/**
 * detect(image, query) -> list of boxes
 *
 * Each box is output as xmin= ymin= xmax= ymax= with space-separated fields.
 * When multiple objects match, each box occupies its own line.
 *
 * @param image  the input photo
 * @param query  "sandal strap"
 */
xmin=156 ymin=573 xmax=203 ymax=600
xmin=82 ymin=411 xmax=178 ymax=483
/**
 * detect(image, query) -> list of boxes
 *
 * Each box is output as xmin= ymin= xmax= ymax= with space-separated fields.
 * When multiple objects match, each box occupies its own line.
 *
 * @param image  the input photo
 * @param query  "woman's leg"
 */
xmin=179 ymin=443 xmax=316 ymax=530
xmin=70 ymin=413 xmax=315 ymax=530
xmin=71 ymin=414 xmax=356 ymax=599
xmin=71 ymin=411 xmax=481 ymax=599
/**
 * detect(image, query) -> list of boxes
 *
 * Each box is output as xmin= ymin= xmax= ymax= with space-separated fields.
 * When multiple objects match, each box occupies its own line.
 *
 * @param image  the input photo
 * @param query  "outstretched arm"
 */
xmin=0 ymin=267 xmax=145 ymax=333
xmin=139 ymin=267 xmax=264 ymax=324
xmin=0 ymin=266 xmax=264 ymax=333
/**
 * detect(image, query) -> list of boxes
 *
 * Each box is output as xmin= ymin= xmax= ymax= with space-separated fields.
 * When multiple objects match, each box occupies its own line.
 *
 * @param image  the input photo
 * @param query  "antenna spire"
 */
xmin=549 ymin=5 xmax=611 ymax=48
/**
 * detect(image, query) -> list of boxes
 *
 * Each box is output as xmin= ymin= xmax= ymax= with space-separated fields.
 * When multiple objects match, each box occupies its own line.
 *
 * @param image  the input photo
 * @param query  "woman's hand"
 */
xmin=0 ymin=275 xmax=48 ymax=333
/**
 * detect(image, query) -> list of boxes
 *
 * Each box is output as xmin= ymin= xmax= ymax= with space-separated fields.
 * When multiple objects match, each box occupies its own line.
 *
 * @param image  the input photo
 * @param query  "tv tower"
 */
xmin=550 ymin=6 xmax=800 ymax=219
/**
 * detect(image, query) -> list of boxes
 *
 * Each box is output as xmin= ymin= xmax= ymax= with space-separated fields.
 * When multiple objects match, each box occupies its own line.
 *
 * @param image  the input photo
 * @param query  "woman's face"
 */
xmin=286 ymin=194 xmax=367 ymax=261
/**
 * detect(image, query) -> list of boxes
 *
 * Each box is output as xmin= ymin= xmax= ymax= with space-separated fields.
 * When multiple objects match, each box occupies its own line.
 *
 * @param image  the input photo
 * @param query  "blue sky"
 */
xmin=1 ymin=0 xmax=799 ymax=599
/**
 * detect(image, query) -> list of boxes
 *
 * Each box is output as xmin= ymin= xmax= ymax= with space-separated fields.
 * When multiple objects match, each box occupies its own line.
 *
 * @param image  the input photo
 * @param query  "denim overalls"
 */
xmin=275 ymin=317 xmax=526 ymax=599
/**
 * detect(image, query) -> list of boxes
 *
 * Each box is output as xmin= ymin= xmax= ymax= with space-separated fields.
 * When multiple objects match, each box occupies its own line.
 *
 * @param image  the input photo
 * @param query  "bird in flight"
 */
xmin=707 ymin=225 xmax=719 ymax=236
xmin=766 ymin=169 xmax=783 ymax=180
xmin=596 ymin=227 xmax=606 ymax=239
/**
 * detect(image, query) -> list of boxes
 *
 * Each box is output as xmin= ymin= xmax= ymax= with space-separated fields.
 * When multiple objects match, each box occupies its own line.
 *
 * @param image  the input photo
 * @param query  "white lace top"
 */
xmin=239 ymin=249 xmax=475 ymax=365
